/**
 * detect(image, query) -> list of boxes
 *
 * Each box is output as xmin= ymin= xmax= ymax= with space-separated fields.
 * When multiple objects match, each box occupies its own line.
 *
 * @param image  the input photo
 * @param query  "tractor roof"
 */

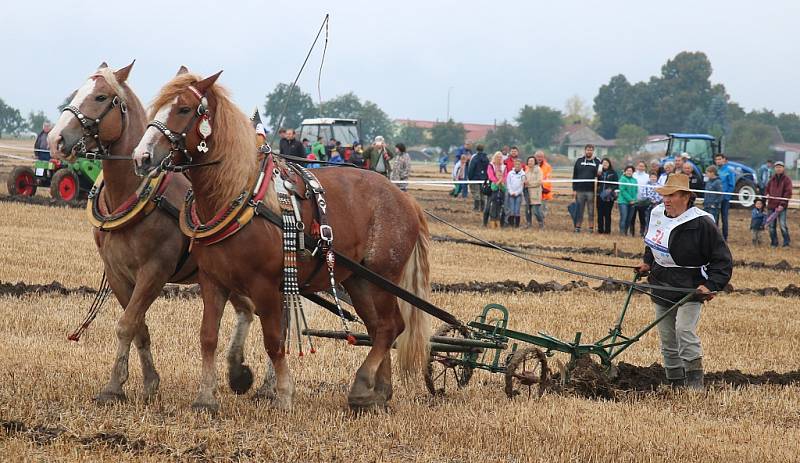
xmin=301 ymin=118 xmax=358 ymax=125
xmin=669 ymin=133 xmax=716 ymax=141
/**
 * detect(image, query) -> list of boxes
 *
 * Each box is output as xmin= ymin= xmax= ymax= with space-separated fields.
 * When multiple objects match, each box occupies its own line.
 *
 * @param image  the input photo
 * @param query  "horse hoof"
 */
xmin=191 ymin=401 xmax=219 ymax=415
xmin=228 ymin=364 xmax=254 ymax=395
xmin=347 ymin=394 xmax=387 ymax=413
xmin=95 ymin=390 xmax=126 ymax=405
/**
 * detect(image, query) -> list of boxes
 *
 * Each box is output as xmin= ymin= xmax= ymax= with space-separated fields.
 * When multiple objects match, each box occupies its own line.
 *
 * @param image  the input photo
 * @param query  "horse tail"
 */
xmin=396 ymin=201 xmax=432 ymax=375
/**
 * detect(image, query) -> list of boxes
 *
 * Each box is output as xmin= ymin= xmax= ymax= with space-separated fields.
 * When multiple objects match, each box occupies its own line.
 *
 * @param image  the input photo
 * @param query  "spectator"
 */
xmin=282 ymin=129 xmax=306 ymax=157
xmin=451 ymin=151 xmax=470 ymax=199
xmin=278 ymin=128 xmax=289 ymax=154
xmin=633 ymin=160 xmax=650 ymax=237
xmin=438 ymin=152 xmax=449 ymax=173
xmin=703 ymin=166 xmax=723 ymax=224
xmin=617 ymin=165 xmax=638 ymax=236
xmin=484 ymin=152 xmax=506 ymax=228
xmin=306 ymin=152 xmax=321 ymax=169
xmin=682 ymin=161 xmax=704 ymax=194
xmin=571 ymin=144 xmax=602 ymax=233
xmin=643 ymin=171 xmax=662 ymax=230
xmin=505 ymin=158 xmax=526 ymax=228
xmin=391 ymin=143 xmax=411 ymax=191
xmin=535 ymin=151 xmax=554 ymax=210
xmin=504 ymin=146 xmax=521 ymax=173
xmin=501 ymin=145 xmax=510 ymax=161
xmin=765 ymin=161 xmax=792 ymax=247
xmin=350 ymin=142 xmax=365 ymax=168
xmin=673 ymin=154 xmax=685 ymax=174
xmin=329 ymin=149 xmax=343 ymax=164
xmin=34 ymin=122 xmax=51 ymax=161
xmin=750 ymin=198 xmax=768 ymax=246
xmin=302 ymin=138 xmax=311 ymax=155
xmin=658 ymin=162 xmax=674 ymax=185
xmin=524 ymin=156 xmax=545 ymax=229
xmin=311 ymin=136 xmax=326 ymax=161
xmin=597 ymin=158 xmax=619 ymax=234
xmin=757 ymin=160 xmax=774 ymax=195
xmin=455 ymin=142 xmax=473 ymax=164
xmin=467 ymin=144 xmax=490 ymax=212
xmin=327 ymin=138 xmax=337 ymax=157
xmin=363 ymin=136 xmax=393 ymax=178
xmin=650 ymin=160 xmax=663 ymax=178
xmin=714 ymin=153 xmax=736 ymax=240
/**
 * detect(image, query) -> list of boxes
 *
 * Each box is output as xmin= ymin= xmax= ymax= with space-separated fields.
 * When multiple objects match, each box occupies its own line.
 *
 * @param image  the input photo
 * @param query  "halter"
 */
xmin=61 ymin=78 xmax=128 ymax=160
xmin=146 ymin=85 xmax=219 ymax=172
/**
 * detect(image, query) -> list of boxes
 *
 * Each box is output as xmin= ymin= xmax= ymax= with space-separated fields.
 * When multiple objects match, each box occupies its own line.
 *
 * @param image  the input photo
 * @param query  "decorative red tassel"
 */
xmin=310 ymin=348 xmax=317 ymax=354
xmin=67 ymin=333 xmax=80 ymax=342
xmin=298 ymin=351 xmax=304 ymax=357
xmin=346 ymin=334 xmax=357 ymax=345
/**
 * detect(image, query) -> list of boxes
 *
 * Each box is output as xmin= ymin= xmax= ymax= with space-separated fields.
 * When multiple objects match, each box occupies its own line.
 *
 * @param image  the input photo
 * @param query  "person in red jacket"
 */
xmin=764 ymin=161 xmax=793 ymax=247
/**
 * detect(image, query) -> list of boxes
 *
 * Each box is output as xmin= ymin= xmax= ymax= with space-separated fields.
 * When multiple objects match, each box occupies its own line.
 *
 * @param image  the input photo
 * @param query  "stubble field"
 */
xmin=1 ymin=163 xmax=800 ymax=462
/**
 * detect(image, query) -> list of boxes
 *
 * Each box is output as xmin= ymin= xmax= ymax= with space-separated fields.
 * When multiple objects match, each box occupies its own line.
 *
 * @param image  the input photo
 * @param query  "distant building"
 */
xmin=770 ymin=142 xmax=800 ymax=169
xmin=555 ymin=123 xmax=615 ymax=160
xmin=395 ymin=119 xmax=496 ymax=145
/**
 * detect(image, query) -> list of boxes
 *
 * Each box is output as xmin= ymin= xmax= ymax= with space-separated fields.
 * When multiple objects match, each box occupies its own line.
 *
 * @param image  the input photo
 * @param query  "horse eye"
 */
xmin=95 ymin=95 xmax=108 ymax=102
xmin=179 ymin=107 xmax=191 ymax=114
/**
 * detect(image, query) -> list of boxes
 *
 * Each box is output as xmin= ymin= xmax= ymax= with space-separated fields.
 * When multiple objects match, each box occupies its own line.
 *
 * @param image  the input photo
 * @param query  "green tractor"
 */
xmin=7 ymin=158 xmax=101 ymax=202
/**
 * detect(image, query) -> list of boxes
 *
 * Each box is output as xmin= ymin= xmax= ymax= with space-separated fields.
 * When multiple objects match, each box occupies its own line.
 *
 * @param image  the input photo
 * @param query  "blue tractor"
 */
xmin=662 ymin=133 xmax=757 ymax=207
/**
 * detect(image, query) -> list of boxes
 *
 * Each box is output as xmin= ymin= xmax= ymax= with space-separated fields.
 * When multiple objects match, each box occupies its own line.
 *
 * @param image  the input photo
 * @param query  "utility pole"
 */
xmin=447 ymin=86 xmax=454 ymax=121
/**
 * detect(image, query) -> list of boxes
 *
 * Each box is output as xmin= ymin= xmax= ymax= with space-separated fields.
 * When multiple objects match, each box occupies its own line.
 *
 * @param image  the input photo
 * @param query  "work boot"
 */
xmin=665 ymin=367 xmax=685 ymax=389
xmin=684 ymin=359 xmax=704 ymax=391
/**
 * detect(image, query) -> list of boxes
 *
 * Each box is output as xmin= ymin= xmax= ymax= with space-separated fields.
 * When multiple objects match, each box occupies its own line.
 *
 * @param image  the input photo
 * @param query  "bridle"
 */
xmin=145 ymin=85 xmax=220 ymax=173
xmin=61 ymin=77 xmax=129 ymax=160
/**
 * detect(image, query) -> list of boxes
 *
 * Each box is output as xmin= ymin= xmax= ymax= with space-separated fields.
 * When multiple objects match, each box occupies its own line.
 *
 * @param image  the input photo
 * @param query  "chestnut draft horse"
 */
xmin=132 ymin=69 xmax=431 ymax=412
xmin=48 ymin=62 xmax=261 ymax=403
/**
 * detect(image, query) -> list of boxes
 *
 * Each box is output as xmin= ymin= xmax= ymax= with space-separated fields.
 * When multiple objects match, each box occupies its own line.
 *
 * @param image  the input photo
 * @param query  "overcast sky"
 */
xmin=3 ymin=0 xmax=798 ymax=126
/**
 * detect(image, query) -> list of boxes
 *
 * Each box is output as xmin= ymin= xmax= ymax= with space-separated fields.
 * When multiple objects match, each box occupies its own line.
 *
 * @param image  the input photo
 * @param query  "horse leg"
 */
xmin=97 ymin=274 xmax=164 ymax=404
xmin=343 ymin=278 xmax=403 ymax=411
xmin=254 ymin=288 xmax=293 ymax=410
xmin=192 ymin=273 xmax=229 ymax=414
xmin=226 ymin=293 xmax=256 ymax=395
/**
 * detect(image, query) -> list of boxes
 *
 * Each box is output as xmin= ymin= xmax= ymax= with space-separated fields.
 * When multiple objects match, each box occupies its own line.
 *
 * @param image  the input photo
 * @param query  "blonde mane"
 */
xmin=150 ymin=73 xmax=258 ymax=207
xmin=94 ymin=68 xmax=130 ymax=106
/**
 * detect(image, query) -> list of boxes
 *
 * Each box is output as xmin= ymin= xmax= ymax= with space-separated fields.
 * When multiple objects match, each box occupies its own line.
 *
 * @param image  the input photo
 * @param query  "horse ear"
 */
xmin=176 ymin=65 xmax=189 ymax=76
xmin=114 ymin=60 xmax=135 ymax=83
xmin=194 ymin=70 xmax=223 ymax=93
xmin=97 ymin=62 xmax=108 ymax=70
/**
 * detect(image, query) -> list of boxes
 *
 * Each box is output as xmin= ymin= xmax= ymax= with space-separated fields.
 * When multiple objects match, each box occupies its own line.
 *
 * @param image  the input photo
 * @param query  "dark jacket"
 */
xmin=467 ymin=151 xmax=490 ymax=181
xmin=34 ymin=131 xmax=50 ymax=160
xmin=704 ymin=177 xmax=723 ymax=208
xmin=598 ymin=168 xmax=618 ymax=201
xmin=282 ymin=138 xmax=306 ymax=158
xmin=687 ymin=170 xmax=704 ymax=194
xmin=572 ymin=156 xmax=601 ymax=192
xmin=644 ymin=212 xmax=733 ymax=304
xmin=765 ymin=173 xmax=793 ymax=209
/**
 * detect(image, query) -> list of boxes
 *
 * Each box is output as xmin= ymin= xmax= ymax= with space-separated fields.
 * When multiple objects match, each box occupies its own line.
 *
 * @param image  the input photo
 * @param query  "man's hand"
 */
xmin=696 ymin=284 xmax=715 ymax=302
xmin=636 ymin=263 xmax=650 ymax=276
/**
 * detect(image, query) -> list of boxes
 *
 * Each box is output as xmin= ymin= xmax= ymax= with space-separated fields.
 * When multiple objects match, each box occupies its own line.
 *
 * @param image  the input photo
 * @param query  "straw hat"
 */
xmin=656 ymin=173 xmax=692 ymax=195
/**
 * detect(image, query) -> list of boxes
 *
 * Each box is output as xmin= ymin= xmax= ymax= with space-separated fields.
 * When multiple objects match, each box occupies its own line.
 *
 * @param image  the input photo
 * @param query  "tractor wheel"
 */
xmin=424 ymin=324 xmax=476 ymax=396
xmin=734 ymin=180 xmax=756 ymax=208
xmin=50 ymin=169 xmax=80 ymax=202
xmin=7 ymin=166 xmax=37 ymax=196
xmin=504 ymin=346 xmax=549 ymax=399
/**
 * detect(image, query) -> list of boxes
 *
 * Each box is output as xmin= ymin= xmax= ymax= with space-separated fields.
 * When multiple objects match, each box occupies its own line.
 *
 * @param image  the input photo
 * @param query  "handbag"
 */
xmin=480 ymin=179 xmax=492 ymax=195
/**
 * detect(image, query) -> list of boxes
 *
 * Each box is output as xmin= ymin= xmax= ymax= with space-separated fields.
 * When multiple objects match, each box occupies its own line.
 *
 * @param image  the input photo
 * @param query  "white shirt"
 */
xmin=506 ymin=169 xmax=526 ymax=195
xmin=633 ymin=170 xmax=649 ymax=199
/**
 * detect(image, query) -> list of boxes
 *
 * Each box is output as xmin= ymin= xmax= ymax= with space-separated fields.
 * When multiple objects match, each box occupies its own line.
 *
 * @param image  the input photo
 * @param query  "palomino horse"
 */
xmin=48 ymin=63 xmax=261 ymax=403
xmin=132 ymin=69 xmax=431 ymax=412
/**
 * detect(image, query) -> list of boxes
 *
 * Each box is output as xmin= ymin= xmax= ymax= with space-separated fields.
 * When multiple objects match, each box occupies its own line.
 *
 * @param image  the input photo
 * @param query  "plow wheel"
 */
xmin=50 ymin=169 xmax=80 ymax=202
xmin=7 ymin=166 xmax=37 ymax=196
xmin=505 ymin=346 xmax=549 ymax=399
xmin=424 ymin=324 xmax=476 ymax=396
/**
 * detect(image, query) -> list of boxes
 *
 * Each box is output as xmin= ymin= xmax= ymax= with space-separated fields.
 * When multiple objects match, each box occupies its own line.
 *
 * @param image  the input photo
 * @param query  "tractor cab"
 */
xmin=298 ymin=118 xmax=362 ymax=151
xmin=663 ymin=133 xmax=757 ymax=207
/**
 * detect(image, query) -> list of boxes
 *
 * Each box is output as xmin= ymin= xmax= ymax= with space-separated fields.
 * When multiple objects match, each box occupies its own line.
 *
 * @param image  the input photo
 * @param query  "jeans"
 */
xmin=719 ymin=199 xmax=730 ymax=240
xmin=574 ymin=191 xmax=595 ymax=229
xmin=704 ymin=205 xmax=719 ymax=225
xmin=618 ymin=203 xmax=634 ymax=235
xmin=654 ymin=301 xmax=703 ymax=372
xmin=506 ymin=193 xmax=522 ymax=216
xmin=597 ymin=199 xmax=614 ymax=234
xmin=635 ymin=202 xmax=649 ymax=236
xmin=529 ymin=204 xmax=544 ymax=226
xmin=769 ymin=208 xmax=790 ymax=246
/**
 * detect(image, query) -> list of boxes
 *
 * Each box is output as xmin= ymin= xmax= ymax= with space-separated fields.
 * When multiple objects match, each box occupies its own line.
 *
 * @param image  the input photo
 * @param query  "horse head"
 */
xmin=49 ymin=61 xmax=135 ymax=161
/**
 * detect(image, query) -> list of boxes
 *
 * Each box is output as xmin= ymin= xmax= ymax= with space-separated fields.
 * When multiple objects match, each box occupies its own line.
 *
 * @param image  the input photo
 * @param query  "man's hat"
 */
xmin=656 ymin=172 xmax=692 ymax=195
xmin=774 ymin=161 xmax=785 ymax=167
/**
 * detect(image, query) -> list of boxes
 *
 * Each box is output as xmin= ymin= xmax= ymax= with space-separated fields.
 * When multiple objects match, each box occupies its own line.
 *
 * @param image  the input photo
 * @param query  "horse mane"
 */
xmin=94 ymin=67 xmax=146 ymax=127
xmin=150 ymin=73 xmax=258 ymax=206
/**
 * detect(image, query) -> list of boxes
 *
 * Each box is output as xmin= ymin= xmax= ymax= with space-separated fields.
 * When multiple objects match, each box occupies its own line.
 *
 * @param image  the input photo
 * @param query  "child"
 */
xmin=750 ymin=198 xmax=768 ymax=245
xmin=505 ymin=159 xmax=526 ymax=228
xmin=643 ymin=171 xmax=662 ymax=231
xmin=704 ymin=165 xmax=723 ymax=224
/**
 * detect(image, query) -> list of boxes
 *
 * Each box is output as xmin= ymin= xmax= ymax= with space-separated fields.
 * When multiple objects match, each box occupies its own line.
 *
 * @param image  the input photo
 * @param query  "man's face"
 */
xmin=510 ymin=148 xmax=519 ymax=158
xmin=714 ymin=156 xmax=725 ymax=166
xmin=514 ymin=160 xmax=522 ymax=171
xmin=636 ymin=162 xmax=645 ymax=172
xmin=535 ymin=152 xmax=544 ymax=164
xmin=286 ymin=130 xmax=295 ymax=140
xmin=674 ymin=158 xmax=683 ymax=169
xmin=466 ymin=143 xmax=472 ymax=151
xmin=662 ymin=192 xmax=688 ymax=217
xmin=43 ymin=123 xmax=52 ymax=133
xmin=775 ymin=165 xmax=785 ymax=175
xmin=682 ymin=163 xmax=693 ymax=175
xmin=585 ymin=146 xmax=594 ymax=158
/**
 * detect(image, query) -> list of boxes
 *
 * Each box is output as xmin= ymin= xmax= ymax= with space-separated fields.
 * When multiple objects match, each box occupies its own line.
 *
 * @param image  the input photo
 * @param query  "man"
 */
xmin=278 ymin=128 xmax=289 ymax=155
xmin=682 ymin=161 xmax=704 ymax=193
xmin=571 ymin=144 xmax=602 ymax=233
xmin=673 ymin=154 xmax=685 ymax=174
xmin=467 ymin=144 xmax=490 ymax=211
xmin=535 ymin=151 xmax=553 ymax=208
xmin=311 ymin=136 xmax=326 ymax=161
xmin=714 ymin=153 xmax=736 ymax=240
xmin=363 ymin=135 xmax=393 ymax=178
xmin=455 ymin=142 xmax=473 ymax=164
xmin=282 ymin=129 xmax=306 ymax=157
xmin=34 ymin=122 xmax=51 ymax=161
xmin=500 ymin=145 xmax=510 ymax=161
xmin=453 ymin=151 xmax=471 ymax=199
xmin=765 ymin=161 xmax=792 ymax=247
xmin=757 ymin=160 xmax=774 ymax=195
xmin=301 ymin=138 xmax=311 ymax=155
xmin=503 ymin=146 xmax=520 ymax=173
xmin=637 ymin=173 xmax=733 ymax=390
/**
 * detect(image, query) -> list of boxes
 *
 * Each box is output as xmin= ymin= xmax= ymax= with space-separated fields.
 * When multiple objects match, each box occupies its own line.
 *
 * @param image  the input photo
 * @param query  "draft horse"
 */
xmin=49 ymin=62 xmax=260 ymax=403
xmin=132 ymin=69 xmax=431 ymax=412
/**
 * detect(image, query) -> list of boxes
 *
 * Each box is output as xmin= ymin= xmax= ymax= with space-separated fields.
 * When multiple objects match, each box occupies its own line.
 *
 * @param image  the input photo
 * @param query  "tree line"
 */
xmin=0 ymin=98 xmax=51 ymax=138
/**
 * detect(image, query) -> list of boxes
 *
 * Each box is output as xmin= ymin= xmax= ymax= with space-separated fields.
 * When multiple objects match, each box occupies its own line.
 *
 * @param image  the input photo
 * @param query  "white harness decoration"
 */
xmin=644 ymin=204 xmax=712 ymax=270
